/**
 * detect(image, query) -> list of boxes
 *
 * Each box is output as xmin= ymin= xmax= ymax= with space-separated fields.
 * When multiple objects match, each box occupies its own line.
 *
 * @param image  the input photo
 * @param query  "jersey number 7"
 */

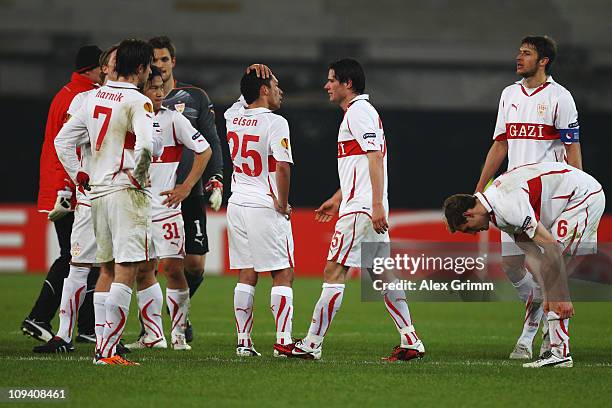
xmin=93 ymin=105 xmax=112 ymax=151
xmin=227 ymin=131 xmax=262 ymax=177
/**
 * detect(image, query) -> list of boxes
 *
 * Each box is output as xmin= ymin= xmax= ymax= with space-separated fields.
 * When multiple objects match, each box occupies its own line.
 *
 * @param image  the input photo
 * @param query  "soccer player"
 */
xmin=125 ymin=66 xmax=211 ymax=351
xmin=224 ymin=66 xmax=294 ymax=356
xmin=274 ymin=59 xmax=425 ymax=361
xmin=444 ymin=162 xmax=605 ymax=367
xmin=22 ymin=45 xmax=102 ymax=343
xmin=148 ymin=36 xmax=224 ymax=342
xmin=34 ymin=45 xmax=118 ymax=354
xmin=474 ymin=36 xmax=582 ymax=360
xmin=55 ymin=39 xmax=155 ymax=365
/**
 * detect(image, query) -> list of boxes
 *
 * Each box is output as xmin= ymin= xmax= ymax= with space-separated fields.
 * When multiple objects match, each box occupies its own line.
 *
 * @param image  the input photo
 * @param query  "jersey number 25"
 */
xmin=227 ymin=131 xmax=262 ymax=177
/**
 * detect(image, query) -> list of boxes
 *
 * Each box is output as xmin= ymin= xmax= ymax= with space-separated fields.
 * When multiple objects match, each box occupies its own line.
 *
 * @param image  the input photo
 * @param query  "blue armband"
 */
xmin=559 ymin=128 xmax=579 ymax=142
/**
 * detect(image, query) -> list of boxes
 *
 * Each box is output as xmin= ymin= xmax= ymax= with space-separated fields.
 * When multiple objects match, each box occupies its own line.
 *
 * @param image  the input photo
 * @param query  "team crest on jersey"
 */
xmin=144 ymin=102 xmax=154 ymax=113
xmin=71 ymin=243 xmax=81 ymax=257
xmin=175 ymin=103 xmax=185 ymax=114
xmin=537 ymin=103 xmax=547 ymax=118
xmin=281 ymin=138 xmax=290 ymax=150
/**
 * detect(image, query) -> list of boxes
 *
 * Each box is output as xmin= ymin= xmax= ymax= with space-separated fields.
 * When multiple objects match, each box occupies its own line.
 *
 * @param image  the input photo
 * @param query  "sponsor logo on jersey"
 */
xmin=174 ymin=102 xmax=185 ymax=114
xmin=192 ymin=131 xmax=202 ymax=141
xmin=363 ymin=133 xmax=376 ymax=139
xmin=144 ymin=102 xmax=153 ymax=113
xmin=281 ymin=138 xmax=290 ymax=149
xmin=521 ymin=216 xmax=532 ymax=232
xmin=537 ymin=103 xmax=547 ymax=118
xmin=568 ymin=121 xmax=579 ymax=128
xmin=511 ymin=103 xmax=519 ymax=111
xmin=153 ymin=122 xmax=160 ymax=128
xmin=70 ymin=243 xmax=81 ymax=257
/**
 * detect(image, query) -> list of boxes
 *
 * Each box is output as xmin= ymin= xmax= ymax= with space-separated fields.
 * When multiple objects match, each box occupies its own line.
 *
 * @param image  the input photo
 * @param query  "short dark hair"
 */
xmin=115 ymin=39 xmax=153 ymax=78
xmin=328 ymin=58 xmax=365 ymax=94
xmin=521 ymin=35 xmax=557 ymax=74
xmin=148 ymin=36 xmax=176 ymax=59
xmin=148 ymin=65 xmax=162 ymax=82
xmin=240 ymin=70 xmax=272 ymax=104
xmin=443 ymin=194 xmax=477 ymax=233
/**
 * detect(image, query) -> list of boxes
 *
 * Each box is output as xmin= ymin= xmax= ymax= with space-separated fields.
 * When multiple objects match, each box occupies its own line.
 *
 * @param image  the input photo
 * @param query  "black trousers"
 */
xmin=27 ymin=212 xmax=98 ymax=334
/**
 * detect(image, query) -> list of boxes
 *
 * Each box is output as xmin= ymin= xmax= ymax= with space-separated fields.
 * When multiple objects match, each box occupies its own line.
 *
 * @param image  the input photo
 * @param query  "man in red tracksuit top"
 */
xmin=21 ymin=45 xmax=102 ymax=344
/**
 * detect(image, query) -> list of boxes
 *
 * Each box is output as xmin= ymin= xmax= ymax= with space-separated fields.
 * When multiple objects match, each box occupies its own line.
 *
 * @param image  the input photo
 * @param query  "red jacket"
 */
xmin=37 ymin=72 xmax=97 ymax=212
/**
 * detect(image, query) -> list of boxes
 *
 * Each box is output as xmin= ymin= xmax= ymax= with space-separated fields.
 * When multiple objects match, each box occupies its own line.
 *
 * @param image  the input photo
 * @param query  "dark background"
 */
xmin=1 ymin=96 xmax=608 ymax=209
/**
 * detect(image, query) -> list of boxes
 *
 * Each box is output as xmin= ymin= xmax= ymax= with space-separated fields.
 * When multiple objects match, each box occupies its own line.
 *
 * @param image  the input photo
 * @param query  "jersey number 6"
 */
xmin=227 ymin=131 xmax=262 ymax=177
xmin=93 ymin=105 xmax=112 ymax=151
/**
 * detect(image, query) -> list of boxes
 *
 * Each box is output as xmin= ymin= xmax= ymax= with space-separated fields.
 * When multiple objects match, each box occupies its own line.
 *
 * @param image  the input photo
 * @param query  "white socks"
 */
xmin=234 ymin=283 xmax=255 ymax=347
xmin=304 ymin=283 xmax=345 ymax=349
xmin=271 ymin=286 xmax=293 ymax=345
xmin=138 ymin=283 xmax=164 ymax=340
xmin=548 ymin=311 xmax=571 ymax=358
xmin=93 ymin=292 xmax=108 ymax=352
xmin=100 ymin=283 xmax=132 ymax=357
xmin=382 ymin=283 xmax=421 ymax=348
xmin=517 ymin=297 xmax=544 ymax=347
xmin=56 ymin=265 xmax=89 ymax=343
xmin=512 ymin=271 xmax=542 ymax=302
xmin=166 ymin=288 xmax=190 ymax=336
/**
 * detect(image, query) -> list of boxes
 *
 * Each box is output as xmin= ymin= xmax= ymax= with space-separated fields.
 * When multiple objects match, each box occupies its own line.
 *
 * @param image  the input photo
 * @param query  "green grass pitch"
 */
xmin=1 ymin=274 xmax=611 ymax=407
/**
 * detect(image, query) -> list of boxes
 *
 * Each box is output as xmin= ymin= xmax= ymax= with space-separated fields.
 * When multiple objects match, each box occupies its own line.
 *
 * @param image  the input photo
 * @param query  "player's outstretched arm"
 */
xmin=367 ymin=150 xmax=388 ymax=234
xmin=315 ymin=189 xmax=342 ymax=223
xmin=475 ymin=140 xmax=508 ymax=193
xmin=162 ymin=148 xmax=211 ymax=208
xmin=516 ymin=224 xmax=573 ymax=319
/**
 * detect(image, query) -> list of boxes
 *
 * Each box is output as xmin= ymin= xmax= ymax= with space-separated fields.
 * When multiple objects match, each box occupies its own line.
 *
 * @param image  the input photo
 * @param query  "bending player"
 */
xmin=55 ymin=39 xmax=155 ymax=366
xmin=224 ymin=65 xmax=294 ymax=357
xmin=274 ymin=59 xmax=425 ymax=361
xmin=474 ymin=36 xmax=582 ymax=360
xmin=444 ymin=162 xmax=605 ymax=367
xmin=125 ymin=66 xmax=211 ymax=351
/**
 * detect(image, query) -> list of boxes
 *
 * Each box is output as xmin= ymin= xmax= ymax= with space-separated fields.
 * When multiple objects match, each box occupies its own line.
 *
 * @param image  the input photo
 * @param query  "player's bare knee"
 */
xmin=238 ymin=268 xmax=257 ymax=286
xmin=160 ymin=258 xmax=187 ymax=288
xmin=184 ymin=254 xmax=205 ymax=275
xmin=323 ymin=262 xmax=347 ymax=284
xmin=271 ymin=268 xmax=294 ymax=287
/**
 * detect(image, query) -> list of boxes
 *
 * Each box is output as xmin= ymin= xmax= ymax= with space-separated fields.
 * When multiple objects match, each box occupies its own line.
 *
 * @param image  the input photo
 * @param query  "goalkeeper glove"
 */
xmin=205 ymin=174 xmax=223 ymax=211
xmin=48 ymin=189 xmax=73 ymax=222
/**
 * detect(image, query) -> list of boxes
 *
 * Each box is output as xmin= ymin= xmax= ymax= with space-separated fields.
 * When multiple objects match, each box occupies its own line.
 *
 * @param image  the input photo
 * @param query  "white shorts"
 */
xmin=502 ymin=189 xmax=606 ymax=258
xmin=227 ymin=203 xmax=294 ymax=272
xmin=151 ymin=212 xmax=185 ymax=259
xmin=553 ymin=189 xmax=605 ymax=257
xmin=92 ymin=189 xmax=152 ymax=263
xmin=70 ymin=202 xmax=97 ymax=264
xmin=327 ymin=212 xmax=390 ymax=268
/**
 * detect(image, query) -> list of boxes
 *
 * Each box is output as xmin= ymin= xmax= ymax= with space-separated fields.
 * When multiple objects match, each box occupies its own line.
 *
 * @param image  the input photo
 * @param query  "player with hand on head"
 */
xmin=34 ymin=45 xmax=119 ymax=354
xmin=474 ymin=36 xmax=583 ymax=360
xmin=224 ymin=64 xmax=295 ymax=357
xmin=125 ymin=66 xmax=211 ymax=351
xmin=445 ymin=162 xmax=605 ymax=368
xmin=148 ymin=36 xmax=224 ymax=342
xmin=274 ymin=59 xmax=425 ymax=361
xmin=55 ymin=39 xmax=156 ymax=366
xmin=22 ymin=45 xmax=102 ymax=344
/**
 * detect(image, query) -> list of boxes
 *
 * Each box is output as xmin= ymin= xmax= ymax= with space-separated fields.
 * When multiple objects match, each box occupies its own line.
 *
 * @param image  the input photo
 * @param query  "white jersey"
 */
xmin=55 ymin=80 xmax=154 ymax=200
xmin=150 ymin=107 xmax=210 ymax=217
xmin=224 ymin=100 xmax=293 ymax=209
xmin=493 ymin=76 xmax=580 ymax=170
xmin=476 ymin=162 xmax=602 ymax=239
xmin=66 ymin=89 xmax=96 ymax=205
xmin=337 ymin=94 xmax=388 ymax=216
